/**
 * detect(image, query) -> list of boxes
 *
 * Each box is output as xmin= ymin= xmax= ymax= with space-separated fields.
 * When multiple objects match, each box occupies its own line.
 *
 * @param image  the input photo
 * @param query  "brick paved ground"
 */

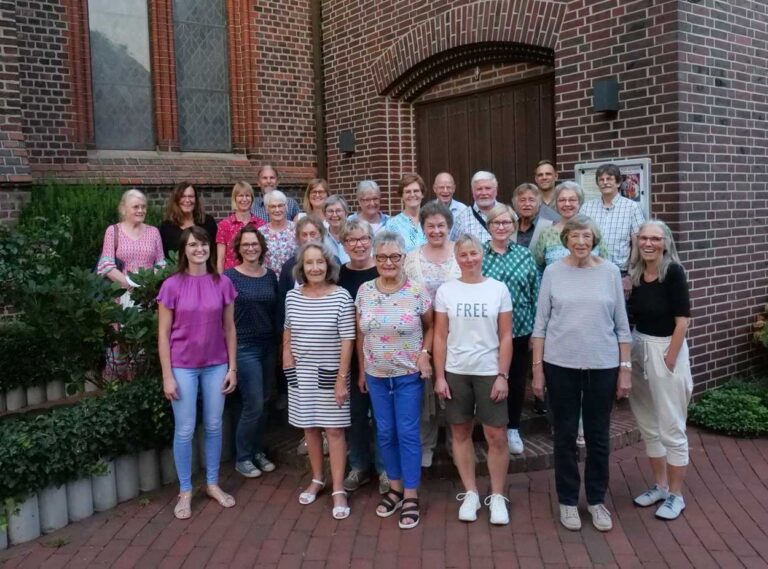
xmin=2 ymin=427 xmax=768 ymax=568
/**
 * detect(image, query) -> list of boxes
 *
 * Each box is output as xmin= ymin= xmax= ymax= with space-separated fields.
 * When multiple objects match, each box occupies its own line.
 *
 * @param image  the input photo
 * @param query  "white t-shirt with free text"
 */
xmin=434 ymin=278 xmax=512 ymax=375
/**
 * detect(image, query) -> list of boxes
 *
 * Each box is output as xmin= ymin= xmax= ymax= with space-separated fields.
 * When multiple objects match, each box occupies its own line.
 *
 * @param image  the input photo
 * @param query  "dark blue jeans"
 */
xmin=234 ymin=342 xmax=276 ymax=463
xmin=545 ymin=363 xmax=617 ymax=506
xmin=348 ymin=362 xmax=385 ymax=474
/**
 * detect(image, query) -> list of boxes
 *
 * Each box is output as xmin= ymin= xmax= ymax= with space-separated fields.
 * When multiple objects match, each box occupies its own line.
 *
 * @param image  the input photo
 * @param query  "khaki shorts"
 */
xmin=444 ymin=372 xmax=508 ymax=428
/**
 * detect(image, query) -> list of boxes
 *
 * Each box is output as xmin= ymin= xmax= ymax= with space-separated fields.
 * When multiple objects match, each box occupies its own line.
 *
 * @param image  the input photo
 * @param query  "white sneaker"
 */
xmin=484 ymin=494 xmax=510 ymax=525
xmin=421 ymin=449 xmax=433 ymax=468
xmin=634 ymin=484 xmax=669 ymax=507
xmin=457 ymin=490 xmax=481 ymax=522
xmin=587 ymin=503 xmax=613 ymax=531
xmin=655 ymin=494 xmax=686 ymax=520
xmin=559 ymin=504 xmax=581 ymax=530
xmin=507 ymin=429 xmax=524 ymax=454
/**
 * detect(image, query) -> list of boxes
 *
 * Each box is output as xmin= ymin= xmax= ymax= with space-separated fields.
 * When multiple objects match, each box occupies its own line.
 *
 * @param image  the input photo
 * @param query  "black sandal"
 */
xmin=376 ymin=489 xmax=404 ymax=518
xmin=398 ymin=497 xmax=420 ymax=529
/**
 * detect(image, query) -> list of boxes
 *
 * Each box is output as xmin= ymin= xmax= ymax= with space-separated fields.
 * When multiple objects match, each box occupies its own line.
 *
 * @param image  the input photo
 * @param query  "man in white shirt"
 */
xmin=452 ymin=171 xmax=500 ymax=242
xmin=580 ymin=163 xmax=645 ymax=294
xmin=432 ymin=172 xmax=467 ymax=217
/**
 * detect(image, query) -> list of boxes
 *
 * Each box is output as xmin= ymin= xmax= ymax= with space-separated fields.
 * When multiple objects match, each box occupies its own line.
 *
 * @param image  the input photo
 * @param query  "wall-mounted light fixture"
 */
xmin=339 ymin=130 xmax=355 ymax=154
xmin=593 ymin=77 xmax=620 ymax=113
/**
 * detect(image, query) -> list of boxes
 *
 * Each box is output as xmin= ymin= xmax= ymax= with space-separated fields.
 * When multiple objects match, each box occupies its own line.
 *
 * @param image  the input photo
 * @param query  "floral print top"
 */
xmin=355 ymin=278 xmax=432 ymax=378
xmin=216 ymin=213 xmax=266 ymax=270
xmin=258 ymin=222 xmax=297 ymax=275
xmin=403 ymin=247 xmax=461 ymax=301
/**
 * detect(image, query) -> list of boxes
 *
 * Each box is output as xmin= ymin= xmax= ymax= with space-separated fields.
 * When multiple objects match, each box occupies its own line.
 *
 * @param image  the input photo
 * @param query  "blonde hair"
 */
xmin=231 ymin=181 xmax=255 ymax=210
xmin=302 ymin=178 xmax=330 ymax=213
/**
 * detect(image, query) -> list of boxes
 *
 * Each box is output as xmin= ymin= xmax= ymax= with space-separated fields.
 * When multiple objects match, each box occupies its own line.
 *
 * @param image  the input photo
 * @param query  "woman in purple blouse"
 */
xmin=157 ymin=226 xmax=238 ymax=520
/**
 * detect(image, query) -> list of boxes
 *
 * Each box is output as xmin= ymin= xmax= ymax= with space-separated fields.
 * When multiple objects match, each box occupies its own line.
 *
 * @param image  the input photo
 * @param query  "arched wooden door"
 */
xmin=415 ymin=74 xmax=555 ymax=205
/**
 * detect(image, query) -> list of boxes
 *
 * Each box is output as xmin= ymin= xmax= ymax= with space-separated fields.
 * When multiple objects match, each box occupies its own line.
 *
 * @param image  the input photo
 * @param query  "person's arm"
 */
xmin=158 ymin=303 xmax=178 ymax=400
xmin=531 ymin=336 xmax=545 ymax=400
xmin=432 ymin=311 xmax=451 ymax=400
xmin=282 ymin=329 xmax=295 ymax=368
xmin=336 ymin=338 xmax=354 ymax=406
xmin=97 ymin=225 xmax=132 ymax=288
xmin=491 ymin=310 xmax=513 ymax=402
xmin=216 ymin=243 xmax=226 ymax=274
xmin=665 ymin=316 xmax=689 ymax=372
xmin=355 ymin=314 xmax=368 ymax=393
xmin=221 ymin=302 xmax=237 ymax=394
xmin=416 ymin=308 xmax=433 ymax=379
xmin=617 ymin=341 xmax=632 ymax=399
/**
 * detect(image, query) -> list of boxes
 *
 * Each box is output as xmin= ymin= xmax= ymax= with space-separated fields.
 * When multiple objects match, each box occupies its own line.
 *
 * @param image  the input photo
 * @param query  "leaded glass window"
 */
xmin=173 ymin=0 xmax=232 ymax=152
xmin=88 ymin=0 xmax=154 ymax=150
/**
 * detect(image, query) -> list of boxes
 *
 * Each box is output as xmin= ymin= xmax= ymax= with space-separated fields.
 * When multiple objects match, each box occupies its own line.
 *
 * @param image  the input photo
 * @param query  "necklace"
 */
xmin=377 ymin=275 xmax=404 ymax=294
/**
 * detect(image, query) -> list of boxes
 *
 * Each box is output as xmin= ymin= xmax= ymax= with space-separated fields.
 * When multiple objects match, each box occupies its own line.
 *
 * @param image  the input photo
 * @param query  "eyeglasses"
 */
xmin=557 ymin=197 xmax=579 ymax=204
xmin=268 ymin=203 xmax=286 ymax=209
xmin=638 ymin=236 xmax=663 ymax=244
xmin=489 ymin=220 xmax=515 ymax=228
xmin=375 ymin=254 xmax=403 ymax=264
xmin=344 ymin=236 xmax=371 ymax=246
xmin=359 ymin=197 xmax=379 ymax=203
xmin=309 ymin=190 xmax=327 ymax=197
xmin=240 ymin=243 xmax=261 ymax=249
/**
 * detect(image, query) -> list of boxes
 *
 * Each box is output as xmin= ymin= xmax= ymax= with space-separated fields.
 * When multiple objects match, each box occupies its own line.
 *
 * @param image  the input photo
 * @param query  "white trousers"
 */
xmin=629 ymin=331 xmax=693 ymax=467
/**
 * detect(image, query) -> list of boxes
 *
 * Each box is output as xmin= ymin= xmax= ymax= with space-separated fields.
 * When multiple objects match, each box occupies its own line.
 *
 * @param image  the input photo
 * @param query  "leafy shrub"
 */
xmin=689 ymin=380 xmax=768 ymax=437
xmin=18 ymin=182 xmax=162 ymax=270
xmin=0 ymin=375 xmax=171 ymax=507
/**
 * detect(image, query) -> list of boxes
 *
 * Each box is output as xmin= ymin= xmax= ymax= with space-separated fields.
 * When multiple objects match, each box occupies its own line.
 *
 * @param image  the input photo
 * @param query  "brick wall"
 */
xmin=0 ymin=4 xmax=31 ymax=183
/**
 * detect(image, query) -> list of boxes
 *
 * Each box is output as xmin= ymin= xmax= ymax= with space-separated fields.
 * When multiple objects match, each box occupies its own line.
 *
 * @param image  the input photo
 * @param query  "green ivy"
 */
xmin=0 ymin=375 xmax=172 ymax=508
xmin=689 ymin=380 xmax=768 ymax=437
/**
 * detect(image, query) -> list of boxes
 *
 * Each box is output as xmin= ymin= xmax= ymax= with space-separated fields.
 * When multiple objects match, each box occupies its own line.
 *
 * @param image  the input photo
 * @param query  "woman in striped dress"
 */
xmin=283 ymin=242 xmax=356 ymax=520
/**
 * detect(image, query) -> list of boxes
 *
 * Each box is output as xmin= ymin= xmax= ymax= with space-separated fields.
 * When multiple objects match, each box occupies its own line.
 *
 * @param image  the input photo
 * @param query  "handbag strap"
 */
xmin=113 ymin=223 xmax=119 ymax=260
xmin=471 ymin=206 xmax=488 ymax=232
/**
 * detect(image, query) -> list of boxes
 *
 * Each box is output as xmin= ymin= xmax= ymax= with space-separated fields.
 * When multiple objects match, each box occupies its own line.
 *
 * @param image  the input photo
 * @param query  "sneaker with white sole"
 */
xmin=457 ymin=490 xmax=481 ymax=522
xmin=587 ymin=503 xmax=613 ymax=531
xmin=421 ymin=449 xmax=434 ymax=468
xmin=253 ymin=452 xmax=276 ymax=473
xmin=633 ymin=484 xmax=669 ymax=507
xmin=506 ymin=429 xmax=524 ymax=454
xmin=343 ymin=469 xmax=371 ymax=492
xmin=235 ymin=460 xmax=262 ymax=478
xmin=484 ymin=494 xmax=510 ymax=525
xmin=655 ymin=494 xmax=685 ymax=520
xmin=559 ymin=504 xmax=581 ymax=530
xmin=378 ymin=472 xmax=390 ymax=495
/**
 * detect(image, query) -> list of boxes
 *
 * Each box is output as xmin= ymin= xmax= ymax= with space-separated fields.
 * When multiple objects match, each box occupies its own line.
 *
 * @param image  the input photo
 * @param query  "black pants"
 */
xmin=506 ymin=335 xmax=531 ymax=429
xmin=545 ymin=363 xmax=617 ymax=506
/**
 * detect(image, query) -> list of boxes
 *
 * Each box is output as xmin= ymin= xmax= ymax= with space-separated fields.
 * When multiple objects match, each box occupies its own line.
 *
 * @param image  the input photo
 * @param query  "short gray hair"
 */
xmin=294 ymin=214 xmax=327 ymax=242
xmin=372 ymin=230 xmax=405 ymax=255
xmin=419 ymin=199 xmax=454 ymax=229
xmin=323 ymin=194 xmax=349 ymax=214
xmin=453 ymin=233 xmax=484 ymax=256
xmin=471 ymin=171 xmax=497 ymax=188
xmin=512 ymin=183 xmax=541 ymax=202
xmin=263 ymin=189 xmax=287 ymax=207
xmin=553 ymin=181 xmax=584 ymax=212
xmin=292 ymin=242 xmax=340 ymax=285
xmin=340 ymin=218 xmax=373 ymax=241
xmin=356 ymin=180 xmax=380 ymax=198
xmin=560 ymin=214 xmax=602 ymax=249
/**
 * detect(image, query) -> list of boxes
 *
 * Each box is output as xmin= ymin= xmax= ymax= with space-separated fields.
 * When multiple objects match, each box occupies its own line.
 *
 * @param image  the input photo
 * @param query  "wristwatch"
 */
xmin=497 ymin=372 xmax=509 ymax=380
xmin=619 ymin=361 xmax=632 ymax=369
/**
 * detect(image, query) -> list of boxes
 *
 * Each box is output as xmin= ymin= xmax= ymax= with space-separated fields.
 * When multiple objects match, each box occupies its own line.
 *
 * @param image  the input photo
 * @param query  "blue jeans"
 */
xmin=545 ymin=363 xmax=617 ymax=506
xmin=366 ymin=372 xmax=423 ymax=490
xmin=349 ymin=363 xmax=385 ymax=474
xmin=171 ymin=364 xmax=228 ymax=492
xmin=233 ymin=343 xmax=276 ymax=463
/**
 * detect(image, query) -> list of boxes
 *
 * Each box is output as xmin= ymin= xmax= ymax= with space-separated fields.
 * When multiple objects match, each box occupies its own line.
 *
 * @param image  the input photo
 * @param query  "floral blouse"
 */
xmin=216 ymin=213 xmax=266 ymax=270
xmin=258 ymin=222 xmax=297 ymax=275
xmin=403 ymin=247 xmax=461 ymax=301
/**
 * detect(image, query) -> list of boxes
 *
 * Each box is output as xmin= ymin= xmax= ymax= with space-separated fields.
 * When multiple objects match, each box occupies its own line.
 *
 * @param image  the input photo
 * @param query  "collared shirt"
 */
xmin=251 ymin=193 xmax=301 ymax=222
xmin=516 ymin=219 xmax=536 ymax=249
xmin=386 ymin=212 xmax=427 ymax=252
xmin=482 ymin=241 xmax=540 ymax=337
xmin=347 ymin=212 xmax=391 ymax=234
xmin=538 ymin=203 xmax=561 ymax=222
xmin=452 ymin=202 xmax=495 ymax=242
xmin=443 ymin=198 xmax=468 ymax=217
xmin=580 ymin=194 xmax=644 ymax=271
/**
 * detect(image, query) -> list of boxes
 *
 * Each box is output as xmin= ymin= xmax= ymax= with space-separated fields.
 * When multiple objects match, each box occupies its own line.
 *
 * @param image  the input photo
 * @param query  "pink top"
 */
xmin=97 ymin=224 xmax=165 ymax=275
xmin=157 ymin=273 xmax=237 ymax=368
xmin=216 ymin=213 xmax=266 ymax=270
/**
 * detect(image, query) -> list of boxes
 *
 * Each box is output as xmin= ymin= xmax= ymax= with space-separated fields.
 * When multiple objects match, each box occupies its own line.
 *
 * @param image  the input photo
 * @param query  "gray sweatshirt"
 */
xmin=532 ymin=259 xmax=632 ymax=369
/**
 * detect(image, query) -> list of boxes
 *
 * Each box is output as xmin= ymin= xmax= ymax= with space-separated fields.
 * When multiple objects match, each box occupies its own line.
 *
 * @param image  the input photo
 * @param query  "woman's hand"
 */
xmin=416 ymin=352 xmax=432 ymax=380
xmin=490 ymin=376 xmax=508 ymax=402
xmin=532 ymin=367 xmax=545 ymax=400
xmin=663 ymin=350 xmax=677 ymax=373
xmin=358 ymin=373 xmax=368 ymax=394
xmin=335 ymin=376 xmax=349 ymax=407
xmin=163 ymin=376 xmax=179 ymax=401
xmin=222 ymin=370 xmax=237 ymax=394
xmin=616 ymin=368 xmax=632 ymax=400
xmin=434 ymin=376 xmax=451 ymax=400
xmin=283 ymin=354 xmax=296 ymax=370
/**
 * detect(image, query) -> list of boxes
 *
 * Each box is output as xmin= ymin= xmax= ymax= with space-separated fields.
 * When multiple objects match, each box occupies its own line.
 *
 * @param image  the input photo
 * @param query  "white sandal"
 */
xmin=331 ymin=490 xmax=350 ymax=520
xmin=299 ymin=478 xmax=326 ymax=505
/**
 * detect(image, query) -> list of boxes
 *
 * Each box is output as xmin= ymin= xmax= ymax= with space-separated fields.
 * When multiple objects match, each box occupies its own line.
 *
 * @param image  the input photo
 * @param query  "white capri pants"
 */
xmin=629 ymin=331 xmax=693 ymax=467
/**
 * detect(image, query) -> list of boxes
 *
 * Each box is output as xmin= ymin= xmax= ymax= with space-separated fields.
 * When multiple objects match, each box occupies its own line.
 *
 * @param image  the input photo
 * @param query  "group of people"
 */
xmin=97 ymin=161 xmax=693 ymax=532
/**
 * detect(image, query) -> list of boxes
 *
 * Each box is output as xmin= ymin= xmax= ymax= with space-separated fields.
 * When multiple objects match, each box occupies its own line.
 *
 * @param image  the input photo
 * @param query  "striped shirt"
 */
xmin=284 ymin=286 xmax=356 ymax=428
xmin=532 ymin=260 xmax=632 ymax=369
xmin=580 ymin=195 xmax=644 ymax=271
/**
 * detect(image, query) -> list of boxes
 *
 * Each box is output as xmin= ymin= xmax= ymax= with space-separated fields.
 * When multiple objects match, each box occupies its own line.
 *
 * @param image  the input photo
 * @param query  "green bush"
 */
xmin=0 ymin=375 xmax=172 ymax=507
xmin=18 ymin=182 xmax=162 ymax=270
xmin=689 ymin=380 xmax=768 ymax=437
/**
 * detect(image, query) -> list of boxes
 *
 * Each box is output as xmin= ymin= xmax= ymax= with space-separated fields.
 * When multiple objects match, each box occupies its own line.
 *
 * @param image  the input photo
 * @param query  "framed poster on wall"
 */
xmin=574 ymin=158 xmax=651 ymax=219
